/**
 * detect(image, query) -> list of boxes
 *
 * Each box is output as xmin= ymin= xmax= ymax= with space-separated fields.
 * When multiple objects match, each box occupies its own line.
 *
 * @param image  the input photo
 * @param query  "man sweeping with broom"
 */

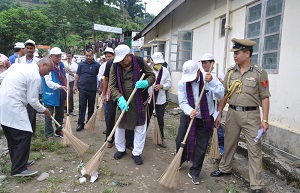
xmin=175 ymin=60 xmax=224 ymax=185
xmin=109 ymin=44 xmax=155 ymax=165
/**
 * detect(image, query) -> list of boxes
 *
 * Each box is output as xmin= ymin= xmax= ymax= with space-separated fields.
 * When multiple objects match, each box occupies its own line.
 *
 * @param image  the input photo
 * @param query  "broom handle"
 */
xmin=181 ymin=62 xmax=214 ymax=144
xmin=107 ymin=73 xmax=146 ymax=141
xmin=51 ymin=116 xmax=62 ymax=127
xmin=66 ymin=62 xmax=70 ymax=114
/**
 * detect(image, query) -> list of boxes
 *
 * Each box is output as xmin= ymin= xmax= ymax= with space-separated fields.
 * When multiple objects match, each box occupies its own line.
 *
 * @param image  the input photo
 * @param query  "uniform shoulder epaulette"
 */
xmin=227 ymin=65 xmax=236 ymax=72
xmin=252 ymin=64 xmax=263 ymax=73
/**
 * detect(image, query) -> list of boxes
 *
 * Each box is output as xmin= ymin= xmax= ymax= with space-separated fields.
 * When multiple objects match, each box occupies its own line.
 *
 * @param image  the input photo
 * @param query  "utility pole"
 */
xmin=144 ymin=2 xmax=147 ymax=19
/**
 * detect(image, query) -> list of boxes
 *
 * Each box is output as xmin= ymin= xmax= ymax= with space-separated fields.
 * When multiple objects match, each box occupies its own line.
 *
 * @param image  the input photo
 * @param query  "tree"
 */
xmin=0 ymin=7 xmax=52 ymax=55
xmin=0 ymin=0 xmax=20 ymax=12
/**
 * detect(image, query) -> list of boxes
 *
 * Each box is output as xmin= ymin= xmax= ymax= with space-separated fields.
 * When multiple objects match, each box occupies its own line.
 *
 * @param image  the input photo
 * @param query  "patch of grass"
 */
xmin=39 ymin=183 xmax=55 ymax=193
xmin=0 ymin=156 xmax=11 ymax=175
xmin=0 ymin=182 xmax=10 ymax=193
xmin=100 ymin=164 xmax=115 ymax=177
xmin=30 ymin=151 xmax=45 ymax=161
xmin=225 ymin=183 xmax=239 ymax=193
xmin=16 ymin=176 xmax=34 ymax=184
xmin=48 ymin=176 xmax=66 ymax=184
xmin=101 ymin=187 xmax=119 ymax=193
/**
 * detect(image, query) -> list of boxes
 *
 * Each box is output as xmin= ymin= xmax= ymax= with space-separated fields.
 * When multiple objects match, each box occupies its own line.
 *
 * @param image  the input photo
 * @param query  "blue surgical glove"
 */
xmin=135 ymin=80 xmax=149 ymax=89
xmin=117 ymin=96 xmax=129 ymax=111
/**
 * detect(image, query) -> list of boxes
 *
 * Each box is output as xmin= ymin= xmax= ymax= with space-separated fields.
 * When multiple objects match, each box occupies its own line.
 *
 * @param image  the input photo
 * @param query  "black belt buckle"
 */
xmin=230 ymin=105 xmax=257 ymax=111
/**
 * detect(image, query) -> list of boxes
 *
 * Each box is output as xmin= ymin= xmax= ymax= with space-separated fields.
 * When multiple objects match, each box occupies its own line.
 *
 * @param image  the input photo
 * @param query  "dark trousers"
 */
xmin=106 ymin=100 xmax=116 ymax=143
xmin=68 ymin=81 xmax=75 ymax=113
xmin=175 ymin=112 xmax=212 ymax=177
xmin=103 ymin=102 xmax=109 ymax=129
xmin=147 ymin=103 xmax=166 ymax=138
xmin=78 ymin=89 xmax=96 ymax=125
xmin=2 ymin=125 xmax=31 ymax=175
xmin=44 ymin=104 xmax=64 ymax=138
xmin=27 ymin=104 xmax=36 ymax=134
xmin=218 ymin=124 xmax=224 ymax=147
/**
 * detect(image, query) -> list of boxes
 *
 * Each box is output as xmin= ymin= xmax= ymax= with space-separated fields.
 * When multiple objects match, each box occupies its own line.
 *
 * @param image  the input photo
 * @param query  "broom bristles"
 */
xmin=209 ymin=127 xmax=220 ymax=159
xmin=82 ymin=141 xmax=107 ymax=176
xmin=62 ymin=116 xmax=72 ymax=146
xmin=85 ymin=106 xmax=100 ymax=131
xmin=99 ymin=105 xmax=105 ymax=121
xmin=153 ymin=117 xmax=162 ymax=145
xmin=62 ymin=129 xmax=89 ymax=156
xmin=158 ymin=147 xmax=183 ymax=188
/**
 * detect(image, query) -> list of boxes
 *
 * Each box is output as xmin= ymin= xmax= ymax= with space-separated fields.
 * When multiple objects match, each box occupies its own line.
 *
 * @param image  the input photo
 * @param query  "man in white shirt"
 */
xmin=176 ymin=60 xmax=224 ymax=185
xmin=14 ymin=39 xmax=40 ymax=136
xmin=147 ymin=52 xmax=171 ymax=148
xmin=0 ymin=58 xmax=53 ymax=177
xmin=65 ymin=52 xmax=78 ymax=115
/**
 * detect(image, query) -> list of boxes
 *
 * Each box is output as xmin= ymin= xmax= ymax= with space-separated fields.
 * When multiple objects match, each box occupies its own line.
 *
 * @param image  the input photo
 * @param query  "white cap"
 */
xmin=200 ymin=53 xmax=214 ymax=61
xmin=14 ymin=42 xmax=25 ymax=49
xmin=181 ymin=60 xmax=199 ymax=82
xmin=151 ymin=52 xmax=165 ymax=64
xmin=104 ymin=47 xmax=114 ymax=54
xmin=113 ymin=45 xmax=130 ymax=63
xmin=24 ymin=39 xmax=35 ymax=46
xmin=50 ymin=47 xmax=62 ymax=55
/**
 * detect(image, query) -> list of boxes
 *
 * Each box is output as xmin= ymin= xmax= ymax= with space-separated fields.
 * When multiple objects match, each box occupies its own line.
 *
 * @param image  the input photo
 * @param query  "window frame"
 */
xmin=245 ymin=0 xmax=285 ymax=74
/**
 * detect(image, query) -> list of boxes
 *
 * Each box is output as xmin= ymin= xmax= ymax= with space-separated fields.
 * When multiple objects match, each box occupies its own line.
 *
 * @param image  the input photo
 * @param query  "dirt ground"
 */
xmin=0 ymin=99 xmax=252 ymax=193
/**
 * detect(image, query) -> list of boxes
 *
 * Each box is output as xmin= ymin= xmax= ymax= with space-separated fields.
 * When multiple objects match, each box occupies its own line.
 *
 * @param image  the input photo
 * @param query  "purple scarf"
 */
xmin=185 ymin=71 xmax=212 ymax=162
xmin=149 ymin=68 xmax=163 ymax=109
xmin=53 ymin=62 xmax=67 ymax=106
xmin=116 ymin=54 xmax=145 ymax=124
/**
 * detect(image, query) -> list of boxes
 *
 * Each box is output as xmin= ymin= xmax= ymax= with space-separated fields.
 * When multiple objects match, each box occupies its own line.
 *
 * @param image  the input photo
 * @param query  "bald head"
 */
xmin=37 ymin=58 xmax=54 ymax=76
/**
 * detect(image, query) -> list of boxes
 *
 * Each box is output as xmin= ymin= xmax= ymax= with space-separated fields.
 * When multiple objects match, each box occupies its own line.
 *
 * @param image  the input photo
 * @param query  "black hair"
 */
xmin=66 ymin=51 xmax=73 ymax=57
xmin=242 ymin=48 xmax=253 ymax=57
xmin=14 ymin=48 xmax=21 ymax=52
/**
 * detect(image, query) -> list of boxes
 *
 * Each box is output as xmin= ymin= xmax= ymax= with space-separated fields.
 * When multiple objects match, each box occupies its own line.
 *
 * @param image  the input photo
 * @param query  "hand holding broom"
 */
xmin=158 ymin=63 xmax=214 ymax=188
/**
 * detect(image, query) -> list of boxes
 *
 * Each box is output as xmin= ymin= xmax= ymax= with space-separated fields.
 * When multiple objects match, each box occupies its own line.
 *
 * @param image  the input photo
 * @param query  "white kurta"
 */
xmin=14 ymin=55 xmax=40 ymax=64
xmin=0 ymin=63 xmax=46 ymax=132
xmin=148 ymin=66 xmax=172 ymax=105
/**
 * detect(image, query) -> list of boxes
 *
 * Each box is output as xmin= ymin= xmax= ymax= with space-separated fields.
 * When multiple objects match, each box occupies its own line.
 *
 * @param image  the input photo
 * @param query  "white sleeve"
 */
xmin=206 ymin=73 xmax=224 ymax=100
xmin=178 ymin=81 xmax=194 ymax=116
xmin=162 ymin=68 xmax=172 ymax=90
xmin=44 ymin=72 xmax=61 ymax=90
xmin=27 ymin=75 xmax=46 ymax=113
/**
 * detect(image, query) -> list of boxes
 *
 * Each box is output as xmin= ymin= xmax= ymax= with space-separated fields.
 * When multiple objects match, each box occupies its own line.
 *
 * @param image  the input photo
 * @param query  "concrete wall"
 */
xmin=142 ymin=0 xmax=300 ymax=156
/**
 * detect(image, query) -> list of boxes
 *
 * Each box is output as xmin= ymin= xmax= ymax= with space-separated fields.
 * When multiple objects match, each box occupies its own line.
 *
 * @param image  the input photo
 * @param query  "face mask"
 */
xmin=153 ymin=64 xmax=162 ymax=71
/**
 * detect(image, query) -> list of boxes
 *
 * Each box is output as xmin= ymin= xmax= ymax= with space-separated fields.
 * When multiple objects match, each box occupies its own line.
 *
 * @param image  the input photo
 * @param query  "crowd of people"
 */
xmin=0 ymin=38 xmax=270 ymax=193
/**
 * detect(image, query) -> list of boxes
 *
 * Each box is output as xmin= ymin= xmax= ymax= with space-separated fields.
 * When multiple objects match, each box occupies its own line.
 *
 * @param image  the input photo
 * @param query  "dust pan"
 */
xmin=85 ymin=94 xmax=102 ymax=131
xmin=158 ymin=63 xmax=214 ymax=188
xmin=50 ymin=116 xmax=89 ymax=156
xmin=62 ymin=67 xmax=73 ymax=146
xmin=209 ymin=127 xmax=220 ymax=159
xmin=82 ymin=74 xmax=146 ymax=176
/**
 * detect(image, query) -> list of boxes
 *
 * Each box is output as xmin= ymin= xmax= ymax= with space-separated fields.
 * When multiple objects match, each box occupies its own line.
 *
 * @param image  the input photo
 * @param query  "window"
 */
xmin=169 ymin=30 xmax=193 ymax=71
xmin=246 ymin=0 xmax=284 ymax=73
xmin=220 ymin=16 xmax=226 ymax=37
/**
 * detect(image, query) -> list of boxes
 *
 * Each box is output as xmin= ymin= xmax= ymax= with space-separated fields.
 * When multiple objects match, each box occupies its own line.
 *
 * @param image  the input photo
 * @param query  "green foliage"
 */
xmin=15 ymin=176 xmax=34 ymax=184
xmin=0 ymin=0 xmax=21 ymax=12
xmin=0 ymin=7 xmax=52 ymax=55
xmin=0 ymin=182 xmax=10 ymax=193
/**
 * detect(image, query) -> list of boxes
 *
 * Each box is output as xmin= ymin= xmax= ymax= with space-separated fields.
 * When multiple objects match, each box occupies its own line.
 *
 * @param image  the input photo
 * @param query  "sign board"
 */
xmin=93 ymin=24 xmax=122 ymax=34
xmin=36 ymin=45 xmax=51 ymax=49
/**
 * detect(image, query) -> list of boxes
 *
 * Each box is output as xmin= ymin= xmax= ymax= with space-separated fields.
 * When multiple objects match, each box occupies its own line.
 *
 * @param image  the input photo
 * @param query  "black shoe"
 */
xmin=76 ymin=124 xmax=84 ymax=132
xmin=26 ymin=160 xmax=34 ymax=167
xmin=132 ymin=154 xmax=143 ymax=165
xmin=13 ymin=170 xmax=38 ymax=177
xmin=252 ymin=189 xmax=263 ymax=193
xmin=188 ymin=172 xmax=200 ymax=185
xmin=114 ymin=151 xmax=126 ymax=160
xmin=210 ymin=169 xmax=231 ymax=177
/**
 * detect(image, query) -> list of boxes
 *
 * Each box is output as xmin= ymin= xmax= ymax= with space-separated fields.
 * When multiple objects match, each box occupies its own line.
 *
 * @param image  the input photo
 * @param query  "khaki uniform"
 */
xmin=219 ymin=63 xmax=270 ymax=190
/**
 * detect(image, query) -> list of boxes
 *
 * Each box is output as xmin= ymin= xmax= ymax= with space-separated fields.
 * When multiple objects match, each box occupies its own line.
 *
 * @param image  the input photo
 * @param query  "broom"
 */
xmin=152 ymin=88 xmax=163 ymax=145
xmin=81 ymin=73 xmax=146 ymax=176
xmin=158 ymin=63 xmax=214 ymax=188
xmin=209 ymin=63 xmax=220 ymax=159
xmin=62 ymin=63 xmax=73 ymax=146
xmin=50 ymin=116 xmax=89 ymax=156
xmin=99 ymin=103 xmax=105 ymax=121
xmin=85 ymin=94 xmax=102 ymax=131
xmin=209 ymin=127 xmax=220 ymax=159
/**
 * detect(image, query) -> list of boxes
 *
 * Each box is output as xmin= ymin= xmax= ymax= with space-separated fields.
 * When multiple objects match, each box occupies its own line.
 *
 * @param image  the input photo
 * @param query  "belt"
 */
xmin=229 ymin=105 xmax=258 ymax=112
